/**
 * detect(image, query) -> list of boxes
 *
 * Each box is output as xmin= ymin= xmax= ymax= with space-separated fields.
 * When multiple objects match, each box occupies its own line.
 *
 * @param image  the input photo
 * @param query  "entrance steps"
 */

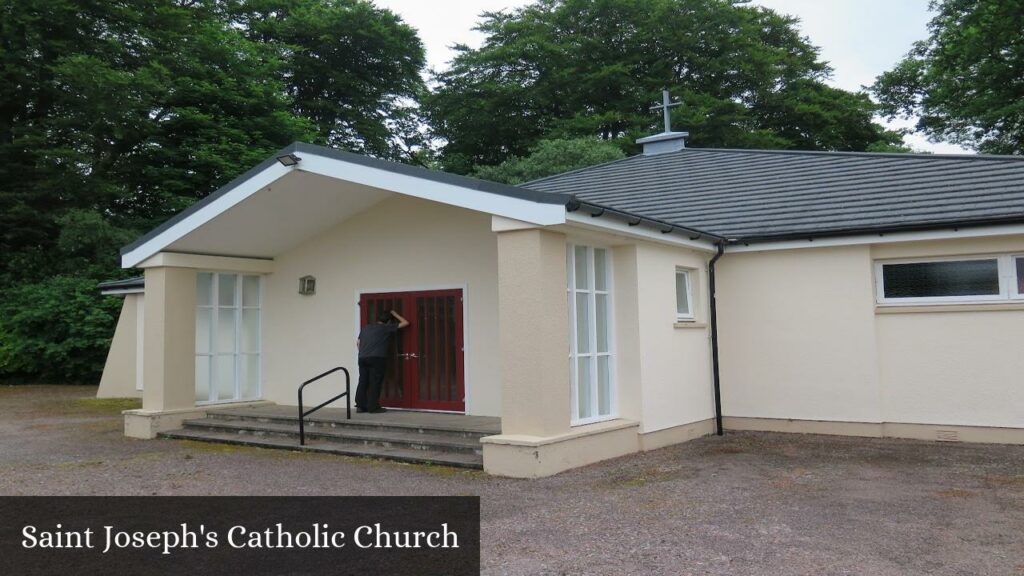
xmin=159 ymin=405 xmax=501 ymax=470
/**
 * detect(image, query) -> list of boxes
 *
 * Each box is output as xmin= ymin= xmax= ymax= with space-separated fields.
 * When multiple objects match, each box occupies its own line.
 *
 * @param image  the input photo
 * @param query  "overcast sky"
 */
xmin=375 ymin=0 xmax=967 ymax=154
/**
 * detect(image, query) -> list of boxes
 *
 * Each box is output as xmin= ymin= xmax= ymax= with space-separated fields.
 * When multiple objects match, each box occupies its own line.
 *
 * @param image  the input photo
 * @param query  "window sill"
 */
xmin=571 ymin=412 xmax=621 ymax=426
xmin=876 ymin=302 xmax=1024 ymax=314
xmin=674 ymin=321 xmax=707 ymax=329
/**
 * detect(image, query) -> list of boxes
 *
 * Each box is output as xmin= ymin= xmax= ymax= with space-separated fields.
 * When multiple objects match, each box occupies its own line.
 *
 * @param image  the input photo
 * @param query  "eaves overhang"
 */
xmin=119 ymin=142 xmax=570 ymax=268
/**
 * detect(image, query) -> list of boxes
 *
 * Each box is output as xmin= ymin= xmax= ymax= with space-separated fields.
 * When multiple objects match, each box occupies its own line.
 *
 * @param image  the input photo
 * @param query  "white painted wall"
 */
xmin=717 ymin=235 xmax=1024 ymax=432
xmin=876 ymin=311 xmax=1024 ymax=428
xmin=717 ymin=245 xmax=883 ymax=423
xmin=97 ymin=293 xmax=144 ymax=399
xmin=262 ymin=196 xmax=501 ymax=415
xmin=634 ymin=242 xmax=715 ymax=432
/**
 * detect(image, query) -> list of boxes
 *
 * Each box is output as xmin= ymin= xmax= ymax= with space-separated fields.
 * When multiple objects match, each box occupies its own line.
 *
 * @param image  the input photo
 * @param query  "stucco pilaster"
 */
xmin=495 ymin=228 xmax=571 ymax=436
xmin=142 ymin=267 xmax=196 ymax=412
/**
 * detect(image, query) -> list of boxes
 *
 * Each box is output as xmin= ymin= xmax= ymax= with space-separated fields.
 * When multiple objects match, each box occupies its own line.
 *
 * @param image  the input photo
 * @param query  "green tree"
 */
xmin=228 ymin=0 xmax=428 ymax=160
xmin=872 ymin=0 xmax=1024 ymax=155
xmin=472 ymin=138 xmax=626 ymax=184
xmin=425 ymin=0 xmax=902 ymax=173
xmin=0 ymin=0 xmax=315 ymax=285
xmin=0 ymin=0 xmax=427 ymax=384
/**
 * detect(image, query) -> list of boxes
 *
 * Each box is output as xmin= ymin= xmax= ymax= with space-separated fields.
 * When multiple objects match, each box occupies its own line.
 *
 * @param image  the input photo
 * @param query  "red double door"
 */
xmin=358 ymin=289 xmax=465 ymax=412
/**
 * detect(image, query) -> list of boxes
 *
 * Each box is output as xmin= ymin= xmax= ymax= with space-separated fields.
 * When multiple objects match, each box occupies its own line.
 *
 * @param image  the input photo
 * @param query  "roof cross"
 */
xmin=650 ymin=89 xmax=682 ymax=133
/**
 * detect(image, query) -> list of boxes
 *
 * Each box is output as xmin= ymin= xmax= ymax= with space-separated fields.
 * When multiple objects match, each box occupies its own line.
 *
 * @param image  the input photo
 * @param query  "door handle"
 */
xmin=398 ymin=353 xmax=420 ymax=360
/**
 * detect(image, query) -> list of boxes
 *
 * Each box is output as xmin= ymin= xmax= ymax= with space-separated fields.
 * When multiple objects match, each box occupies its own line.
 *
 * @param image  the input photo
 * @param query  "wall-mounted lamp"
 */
xmin=277 ymin=153 xmax=301 ymax=166
xmin=298 ymin=275 xmax=316 ymax=295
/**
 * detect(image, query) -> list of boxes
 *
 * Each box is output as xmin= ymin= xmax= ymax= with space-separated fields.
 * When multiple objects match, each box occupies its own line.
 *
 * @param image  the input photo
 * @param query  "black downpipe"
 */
xmin=708 ymin=242 xmax=726 ymax=436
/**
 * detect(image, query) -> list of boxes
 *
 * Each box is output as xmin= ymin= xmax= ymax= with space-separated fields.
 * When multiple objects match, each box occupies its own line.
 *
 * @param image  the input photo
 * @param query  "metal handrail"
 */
xmin=297 ymin=366 xmax=351 ymax=446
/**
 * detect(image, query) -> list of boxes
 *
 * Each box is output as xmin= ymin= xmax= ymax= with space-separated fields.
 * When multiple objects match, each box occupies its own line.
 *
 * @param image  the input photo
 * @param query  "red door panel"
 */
xmin=359 ymin=289 xmax=464 ymax=412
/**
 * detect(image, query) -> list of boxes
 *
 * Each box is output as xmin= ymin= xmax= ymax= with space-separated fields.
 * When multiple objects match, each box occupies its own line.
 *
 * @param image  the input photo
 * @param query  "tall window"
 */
xmin=876 ymin=255 xmax=1024 ymax=304
xmin=196 ymin=272 xmax=262 ymax=403
xmin=568 ymin=245 xmax=614 ymax=424
xmin=675 ymin=268 xmax=694 ymax=320
xmin=1016 ymin=257 xmax=1024 ymax=297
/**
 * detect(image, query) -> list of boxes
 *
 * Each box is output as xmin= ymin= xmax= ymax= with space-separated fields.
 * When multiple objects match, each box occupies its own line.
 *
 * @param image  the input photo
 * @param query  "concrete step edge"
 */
xmin=202 ymin=410 xmax=496 ymax=438
xmin=180 ymin=418 xmax=482 ymax=453
xmin=159 ymin=429 xmax=483 ymax=469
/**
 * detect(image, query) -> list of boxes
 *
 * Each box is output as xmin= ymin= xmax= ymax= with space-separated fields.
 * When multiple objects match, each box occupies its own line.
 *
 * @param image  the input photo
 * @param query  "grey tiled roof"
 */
xmin=522 ymin=148 xmax=1024 ymax=241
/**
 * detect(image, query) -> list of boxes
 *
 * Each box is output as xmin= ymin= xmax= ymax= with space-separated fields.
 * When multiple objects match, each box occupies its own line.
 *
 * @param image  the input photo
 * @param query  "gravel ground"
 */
xmin=2 ymin=385 xmax=1023 ymax=575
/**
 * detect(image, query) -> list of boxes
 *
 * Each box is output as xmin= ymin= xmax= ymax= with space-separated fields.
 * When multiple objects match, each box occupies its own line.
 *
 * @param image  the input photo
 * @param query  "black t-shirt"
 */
xmin=358 ymin=323 xmax=399 ymax=358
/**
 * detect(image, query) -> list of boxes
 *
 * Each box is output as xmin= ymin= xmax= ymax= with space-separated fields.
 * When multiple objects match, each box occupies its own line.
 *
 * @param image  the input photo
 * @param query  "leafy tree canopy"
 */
xmin=227 ymin=0 xmax=427 ymax=158
xmin=472 ymin=137 xmax=626 ymax=184
xmin=0 ymin=0 xmax=425 ymax=383
xmin=872 ymin=0 xmax=1024 ymax=155
xmin=425 ymin=0 xmax=903 ymax=173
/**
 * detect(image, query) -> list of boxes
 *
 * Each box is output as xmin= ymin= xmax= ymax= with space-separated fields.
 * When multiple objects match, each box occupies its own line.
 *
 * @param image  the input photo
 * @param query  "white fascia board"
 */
xmin=121 ymin=162 xmax=292 ymax=268
xmin=727 ymin=223 xmax=1024 ymax=253
xmin=565 ymin=212 xmax=718 ymax=252
xmin=298 ymin=153 xmax=566 ymax=226
xmin=100 ymin=288 xmax=145 ymax=296
xmin=121 ymin=153 xmax=566 ymax=269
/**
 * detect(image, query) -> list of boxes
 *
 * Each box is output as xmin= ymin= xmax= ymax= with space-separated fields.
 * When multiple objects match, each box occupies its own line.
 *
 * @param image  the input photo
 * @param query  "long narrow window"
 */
xmin=568 ymin=245 xmax=614 ymax=424
xmin=876 ymin=255 xmax=1023 ymax=304
xmin=1015 ymin=256 xmax=1024 ymax=298
xmin=675 ymin=268 xmax=694 ymax=320
xmin=196 ymin=272 xmax=262 ymax=403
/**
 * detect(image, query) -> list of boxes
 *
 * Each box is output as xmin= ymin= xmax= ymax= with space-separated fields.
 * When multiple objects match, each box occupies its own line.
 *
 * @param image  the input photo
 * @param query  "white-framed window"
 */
xmin=1014 ymin=255 xmax=1024 ymax=299
xmin=875 ymin=254 xmax=1024 ymax=305
xmin=196 ymin=272 xmax=262 ymax=403
xmin=567 ymin=244 xmax=615 ymax=425
xmin=675 ymin=268 xmax=694 ymax=320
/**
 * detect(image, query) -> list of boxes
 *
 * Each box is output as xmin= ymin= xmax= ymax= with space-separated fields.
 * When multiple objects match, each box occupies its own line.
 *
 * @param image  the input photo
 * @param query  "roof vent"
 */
xmin=638 ymin=89 xmax=688 ymax=155
xmin=637 ymin=131 xmax=689 ymax=155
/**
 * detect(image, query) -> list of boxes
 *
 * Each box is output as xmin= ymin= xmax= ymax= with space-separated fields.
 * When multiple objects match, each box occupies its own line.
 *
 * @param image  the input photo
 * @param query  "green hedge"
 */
xmin=0 ymin=276 xmax=122 ymax=384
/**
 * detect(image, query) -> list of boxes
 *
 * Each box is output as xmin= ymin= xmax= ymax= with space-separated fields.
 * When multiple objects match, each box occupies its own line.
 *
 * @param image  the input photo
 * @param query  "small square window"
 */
xmin=675 ymin=269 xmax=693 ymax=320
xmin=298 ymin=275 xmax=316 ymax=296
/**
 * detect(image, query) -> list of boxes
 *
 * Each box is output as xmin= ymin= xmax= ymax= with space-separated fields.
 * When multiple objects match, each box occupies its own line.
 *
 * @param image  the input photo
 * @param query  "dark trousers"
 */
xmin=355 ymin=356 xmax=387 ymax=410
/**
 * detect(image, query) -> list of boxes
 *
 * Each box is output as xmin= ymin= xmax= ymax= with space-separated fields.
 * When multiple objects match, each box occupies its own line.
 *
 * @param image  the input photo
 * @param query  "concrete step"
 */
xmin=159 ymin=428 xmax=483 ymax=469
xmin=179 ymin=417 xmax=483 ymax=456
xmin=204 ymin=408 xmax=494 ymax=440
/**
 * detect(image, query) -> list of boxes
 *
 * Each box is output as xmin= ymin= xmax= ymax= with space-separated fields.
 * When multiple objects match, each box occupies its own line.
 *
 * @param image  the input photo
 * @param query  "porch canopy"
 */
xmin=121 ymin=142 xmax=569 ymax=268
xmin=122 ymin=142 xmax=583 ymax=463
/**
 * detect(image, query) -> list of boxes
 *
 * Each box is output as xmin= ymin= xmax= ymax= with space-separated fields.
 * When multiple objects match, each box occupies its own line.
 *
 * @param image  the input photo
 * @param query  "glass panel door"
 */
xmin=195 ymin=272 xmax=262 ymax=403
xmin=568 ymin=245 xmax=614 ymax=424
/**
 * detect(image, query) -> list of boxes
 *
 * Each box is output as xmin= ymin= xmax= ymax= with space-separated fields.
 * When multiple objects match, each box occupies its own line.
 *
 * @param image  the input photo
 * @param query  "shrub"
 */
xmin=0 ymin=276 xmax=122 ymax=384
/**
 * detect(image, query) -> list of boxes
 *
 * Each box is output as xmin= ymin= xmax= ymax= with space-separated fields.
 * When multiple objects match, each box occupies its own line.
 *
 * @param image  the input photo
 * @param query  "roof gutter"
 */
xmin=708 ymin=241 xmax=726 ymax=436
xmin=566 ymin=198 xmax=726 ymax=244
xmin=732 ymin=214 xmax=1024 ymax=246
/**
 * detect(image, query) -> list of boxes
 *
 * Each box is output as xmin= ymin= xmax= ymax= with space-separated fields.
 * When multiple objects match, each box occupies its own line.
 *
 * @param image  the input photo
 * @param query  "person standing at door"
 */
xmin=355 ymin=309 xmax=410 ymax=413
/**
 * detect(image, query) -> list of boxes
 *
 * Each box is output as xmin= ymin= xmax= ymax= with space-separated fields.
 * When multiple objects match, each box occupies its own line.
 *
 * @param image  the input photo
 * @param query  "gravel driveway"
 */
xmin=2 ymin=385 xmax=1023 ymax=575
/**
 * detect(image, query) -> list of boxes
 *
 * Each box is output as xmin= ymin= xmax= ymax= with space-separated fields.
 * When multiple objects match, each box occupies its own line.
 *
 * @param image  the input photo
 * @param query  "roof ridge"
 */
xmin=522 ymin=145 xmax=1023 ymax=190
xmin=519 ymin=152 xmax=644 ymax=188
xmin=675 ymin=146 xmax=1023 ymax=162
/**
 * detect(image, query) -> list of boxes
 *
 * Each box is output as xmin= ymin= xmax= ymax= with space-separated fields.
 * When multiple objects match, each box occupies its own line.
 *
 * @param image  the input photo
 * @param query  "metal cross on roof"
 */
xmin=650 ymin=89 xmax=682 ymax=133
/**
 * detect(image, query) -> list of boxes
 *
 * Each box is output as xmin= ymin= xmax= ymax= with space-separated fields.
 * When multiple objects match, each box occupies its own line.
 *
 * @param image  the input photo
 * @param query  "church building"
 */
xmin=97 ymin=116 xmax=1024 ymax=477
